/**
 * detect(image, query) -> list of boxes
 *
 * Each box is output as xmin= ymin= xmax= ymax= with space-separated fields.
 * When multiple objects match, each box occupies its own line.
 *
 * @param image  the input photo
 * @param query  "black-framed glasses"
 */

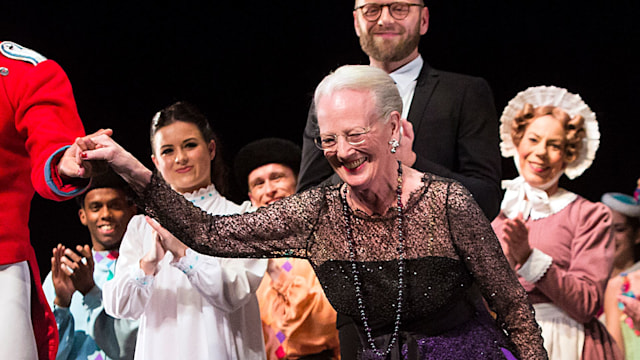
xmin=314 ymin=127 xmax=372 ymax=150
xmin=354 ymin=2 xmax=424 ymax=22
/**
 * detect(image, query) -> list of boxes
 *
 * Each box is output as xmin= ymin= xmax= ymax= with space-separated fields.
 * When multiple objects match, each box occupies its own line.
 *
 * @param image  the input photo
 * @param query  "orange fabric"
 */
xmin=257 ymin=258 xmax=340 ymax=359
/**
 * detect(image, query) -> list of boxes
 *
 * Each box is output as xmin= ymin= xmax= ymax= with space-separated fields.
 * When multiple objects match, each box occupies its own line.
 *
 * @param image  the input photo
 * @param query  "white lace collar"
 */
xmin=182 ymin=183 xmax=219 ymax=204
xmin=501 ymin=176 xmax=577 ymax=220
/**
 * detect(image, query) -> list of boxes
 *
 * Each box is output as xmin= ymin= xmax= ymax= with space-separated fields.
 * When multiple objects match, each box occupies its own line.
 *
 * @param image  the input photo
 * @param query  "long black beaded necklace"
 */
xmin=340 ymin=160 xmax=405 ymax=358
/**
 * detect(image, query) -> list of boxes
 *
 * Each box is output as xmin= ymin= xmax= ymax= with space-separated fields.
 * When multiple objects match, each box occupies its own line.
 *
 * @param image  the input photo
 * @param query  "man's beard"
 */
xmin=359 ymin=26 xmax=421 ymax=63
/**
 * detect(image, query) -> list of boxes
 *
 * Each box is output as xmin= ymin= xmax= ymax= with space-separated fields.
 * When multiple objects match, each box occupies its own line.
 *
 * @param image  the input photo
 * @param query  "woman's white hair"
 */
xmin=314 ymin=65 xmax=402 ymax=123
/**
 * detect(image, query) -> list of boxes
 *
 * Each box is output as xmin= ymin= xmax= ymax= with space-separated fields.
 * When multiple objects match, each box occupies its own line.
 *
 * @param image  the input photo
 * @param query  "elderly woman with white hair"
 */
xmin=491 ymin=86 xmax=622 ymax=360
xmin=75 ymin=65 xmax=547 ymax=359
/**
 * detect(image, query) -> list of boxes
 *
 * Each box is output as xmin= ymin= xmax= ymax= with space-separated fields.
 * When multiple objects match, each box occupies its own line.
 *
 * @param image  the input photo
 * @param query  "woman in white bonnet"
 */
xmin=491 ymin=86 xmax=623 ymax=360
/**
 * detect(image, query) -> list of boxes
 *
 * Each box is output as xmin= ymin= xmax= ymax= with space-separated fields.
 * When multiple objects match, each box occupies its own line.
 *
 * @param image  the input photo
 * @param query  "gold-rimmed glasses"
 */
xmin=314 ymin=126 xmax=372 ymax=150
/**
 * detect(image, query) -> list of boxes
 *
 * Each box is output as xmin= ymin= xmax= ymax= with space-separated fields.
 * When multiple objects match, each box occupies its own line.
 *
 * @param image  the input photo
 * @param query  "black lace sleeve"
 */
xmin=137 ymin=173 xmax=325 ymax=259
xmin=445 ymin=181 xmax=548 ymax=359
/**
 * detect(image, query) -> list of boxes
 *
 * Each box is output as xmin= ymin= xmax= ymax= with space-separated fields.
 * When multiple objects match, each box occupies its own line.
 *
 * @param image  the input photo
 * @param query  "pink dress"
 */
xmin=492 ymin=193 xmax=623 ymax=359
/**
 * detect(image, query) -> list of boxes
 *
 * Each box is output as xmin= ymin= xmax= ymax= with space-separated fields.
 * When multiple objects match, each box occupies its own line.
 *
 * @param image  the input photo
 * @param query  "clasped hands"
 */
xmin=58 ymin=128 xmax=131 ymax=180
xmin=140 ymin=217 xmax=188 ymax=276
xmin=61 ymin=129 xmax=152 ymax=193
xmin=57 ymin=129 xmax=113 ymax=180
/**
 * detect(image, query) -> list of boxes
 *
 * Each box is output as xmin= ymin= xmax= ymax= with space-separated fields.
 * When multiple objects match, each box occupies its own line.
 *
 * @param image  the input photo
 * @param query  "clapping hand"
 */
xmin=500 ymin=213 xmax=533 ymax=268
xmin=140 ymin=230 xmax=167 ymax=276
xmin=63 ymin=245 xmax=96 ymax=295
xmin=145 ymin=216 xmax=188 ymax=260
xmin=51 ymin=244 xmax=75 ymax=307
xmin=51 ymin=244 xmax=96 ymax=307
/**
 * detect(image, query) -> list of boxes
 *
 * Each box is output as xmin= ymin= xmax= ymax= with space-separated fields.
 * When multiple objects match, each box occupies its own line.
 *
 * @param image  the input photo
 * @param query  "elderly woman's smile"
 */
xmin=316 ymin=88 xmax=400 ymax=193
xmin=344 ymin=157 xmax=367 ymax=170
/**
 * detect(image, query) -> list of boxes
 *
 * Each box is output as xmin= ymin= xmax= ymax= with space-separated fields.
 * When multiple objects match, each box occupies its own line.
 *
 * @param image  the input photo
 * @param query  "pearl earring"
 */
xmin=389 ymin=139 xmax=399 ymax=154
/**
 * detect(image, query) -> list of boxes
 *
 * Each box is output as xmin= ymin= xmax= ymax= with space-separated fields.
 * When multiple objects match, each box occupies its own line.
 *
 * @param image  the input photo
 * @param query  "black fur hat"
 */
xmin=75 ymin=168 xmax=134 ymax=208
xmin=234 ymin=138 xmax=301 ymax=194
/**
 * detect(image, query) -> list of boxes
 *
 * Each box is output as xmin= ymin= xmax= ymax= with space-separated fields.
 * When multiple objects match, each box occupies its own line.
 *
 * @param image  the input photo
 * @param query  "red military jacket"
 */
xmin=0 ymin=41 xmax=87 ymax=360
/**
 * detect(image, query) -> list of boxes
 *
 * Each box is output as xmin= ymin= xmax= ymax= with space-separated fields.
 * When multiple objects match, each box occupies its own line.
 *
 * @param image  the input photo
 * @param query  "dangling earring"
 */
xmin=389 ymin=139 xmax=399 ymax=154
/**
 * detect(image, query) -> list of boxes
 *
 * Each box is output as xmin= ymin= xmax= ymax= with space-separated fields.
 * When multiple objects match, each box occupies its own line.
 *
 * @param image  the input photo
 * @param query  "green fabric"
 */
xmin=621 ymin=318 xmax=640 ymax=358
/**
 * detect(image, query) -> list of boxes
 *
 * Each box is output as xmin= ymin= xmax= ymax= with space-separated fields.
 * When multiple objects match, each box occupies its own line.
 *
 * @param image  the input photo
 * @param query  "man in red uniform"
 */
xmin=0 ymin=40 xmax=100 ymax=360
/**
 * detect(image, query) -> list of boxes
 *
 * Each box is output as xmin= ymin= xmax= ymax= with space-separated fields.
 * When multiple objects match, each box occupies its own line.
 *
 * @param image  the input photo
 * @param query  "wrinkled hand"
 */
xmin=57 ymin=129 xmax=113 ymax=179
xmin=145 ymin=216 xmax=188 ymax=260
xmin=51 ymin=244 xmax=75 ymax=307
xmin=61 ymin=244 xmax=96 ymax=296
xmin=501 ymin=213 xmax=532 ymax=267
xmin=76 ymin=132 xmax=152 ymax=192
xmin=75 ymin=133 xmax=129 ymax=175
xmin=396 ymin=119 xmax=416 ymax=167
xmin=618 ymin=295 xmax=640 ymax=329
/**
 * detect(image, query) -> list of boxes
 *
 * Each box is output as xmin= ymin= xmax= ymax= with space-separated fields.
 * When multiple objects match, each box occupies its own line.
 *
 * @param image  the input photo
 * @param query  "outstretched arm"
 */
xmin=80 ymin=131 xmax=323 ymax=259
xmin=140 ymin=182 xmax=321 ymax=259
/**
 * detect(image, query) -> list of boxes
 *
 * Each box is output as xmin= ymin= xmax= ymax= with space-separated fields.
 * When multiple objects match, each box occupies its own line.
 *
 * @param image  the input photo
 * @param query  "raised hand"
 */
xmin=61 ymin=244 xmax=96 ymax=296
xmin=57 ymin=128 xmax=113 ymax=179
xmin=76 ymin=132 xmax=152 ymax=192
xmin=501 ymin=212 xmax=533 ymax=266
xmin=139 ymin=230 xmax=167 ymax=276
xmin=51 ymin=244 xmax=75 ymax=307
xmin=145 ymin=216 xmax=188 ymax=260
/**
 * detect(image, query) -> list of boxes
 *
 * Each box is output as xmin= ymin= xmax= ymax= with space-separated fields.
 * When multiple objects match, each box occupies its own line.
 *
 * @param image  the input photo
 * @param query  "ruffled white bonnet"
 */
xmin=499 ymin=85 xmax=600 ymax=180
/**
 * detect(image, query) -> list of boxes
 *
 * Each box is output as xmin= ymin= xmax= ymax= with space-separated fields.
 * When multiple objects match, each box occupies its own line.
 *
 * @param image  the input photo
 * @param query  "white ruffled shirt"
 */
xmin=103 ymin=184 xmax=267 ymax=360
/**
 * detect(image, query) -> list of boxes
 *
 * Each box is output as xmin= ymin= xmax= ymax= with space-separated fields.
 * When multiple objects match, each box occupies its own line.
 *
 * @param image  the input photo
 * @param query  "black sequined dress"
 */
xmin=138 ymin=173 xmax=547 ymax=359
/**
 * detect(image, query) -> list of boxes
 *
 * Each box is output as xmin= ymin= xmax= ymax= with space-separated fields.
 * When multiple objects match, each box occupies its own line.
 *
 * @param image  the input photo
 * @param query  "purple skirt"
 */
xmin=359 ymin=315 xmax=518 ymax=360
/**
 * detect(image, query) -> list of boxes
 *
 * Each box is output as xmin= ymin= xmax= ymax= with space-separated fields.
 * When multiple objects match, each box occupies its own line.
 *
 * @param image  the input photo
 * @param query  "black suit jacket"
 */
xmin=297 ymin=62 xmax=502 ymax=219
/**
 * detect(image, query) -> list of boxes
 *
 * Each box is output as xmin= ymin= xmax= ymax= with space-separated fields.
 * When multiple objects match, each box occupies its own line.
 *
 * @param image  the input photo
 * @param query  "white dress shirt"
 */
xmin=388 ymin=55 xmax=423 ymax=120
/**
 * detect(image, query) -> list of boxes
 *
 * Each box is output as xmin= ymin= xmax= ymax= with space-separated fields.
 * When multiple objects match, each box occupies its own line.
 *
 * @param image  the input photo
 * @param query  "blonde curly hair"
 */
xmin=511 ymin=104 xmax=586 ymax=164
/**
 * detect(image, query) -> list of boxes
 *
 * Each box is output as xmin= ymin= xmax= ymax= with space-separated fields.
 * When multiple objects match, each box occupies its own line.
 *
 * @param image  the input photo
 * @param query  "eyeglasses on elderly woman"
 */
xmin=314 ymin=126 xmax=372 ymax=150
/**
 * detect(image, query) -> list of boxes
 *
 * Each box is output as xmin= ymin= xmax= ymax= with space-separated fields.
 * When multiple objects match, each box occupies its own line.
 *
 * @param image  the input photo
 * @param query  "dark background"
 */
xmin=4 ymin=1 xmax=639 ymax=279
